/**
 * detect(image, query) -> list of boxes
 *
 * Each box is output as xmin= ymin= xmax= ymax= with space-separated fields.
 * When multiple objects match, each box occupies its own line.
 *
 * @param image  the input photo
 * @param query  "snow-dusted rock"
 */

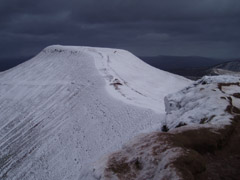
xmin=164 ymin=75 xmax=240 ymax=130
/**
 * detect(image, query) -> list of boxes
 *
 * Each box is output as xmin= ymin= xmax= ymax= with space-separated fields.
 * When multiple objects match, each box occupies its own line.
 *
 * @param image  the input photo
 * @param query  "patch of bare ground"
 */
xmin=110 ymin=78 xmax=123 ymax=90
xmin=172 ymin=120 xmax=240 ymax=180
xmin=196 ymin=116 xmax=240 ymax=180
xmin=104 ymin=120 xmax=240 ymax=180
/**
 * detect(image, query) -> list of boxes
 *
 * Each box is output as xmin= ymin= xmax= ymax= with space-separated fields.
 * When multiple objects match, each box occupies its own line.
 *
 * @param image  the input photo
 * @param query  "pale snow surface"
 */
xmin=164 ymin=75 xmax=240 ymax=130
xmin=0 ymin=45 xmax=190 ymax=180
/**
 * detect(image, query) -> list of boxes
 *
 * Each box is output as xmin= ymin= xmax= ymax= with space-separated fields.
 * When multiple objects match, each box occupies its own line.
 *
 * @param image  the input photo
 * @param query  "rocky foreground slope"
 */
xmin=0 ymin=45 xmax=190 ymax=180
xmin=92 ymin=75 xmax=240 ymax=180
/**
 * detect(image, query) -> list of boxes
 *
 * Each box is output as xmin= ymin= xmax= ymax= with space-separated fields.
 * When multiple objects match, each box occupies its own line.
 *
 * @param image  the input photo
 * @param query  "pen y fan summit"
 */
xmin=0 ymin=45 xmax=190 ymax=180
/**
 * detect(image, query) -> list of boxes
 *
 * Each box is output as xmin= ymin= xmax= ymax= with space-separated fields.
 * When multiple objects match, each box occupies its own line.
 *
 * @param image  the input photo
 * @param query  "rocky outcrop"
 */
xmin=96 ymin=76 xmax=240 ymax=180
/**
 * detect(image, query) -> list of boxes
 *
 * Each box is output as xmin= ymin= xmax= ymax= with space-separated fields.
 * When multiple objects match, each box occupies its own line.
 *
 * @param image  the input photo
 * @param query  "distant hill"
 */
xmin=205 ymin=59 xmax=240 ymax=77
xmin=211 ymin=59 xmax=240 ymax=72
xmin=141 ymin=55 xmax=237 ymax=79
xmin=140 ymin=55 xmax=228 ymax=70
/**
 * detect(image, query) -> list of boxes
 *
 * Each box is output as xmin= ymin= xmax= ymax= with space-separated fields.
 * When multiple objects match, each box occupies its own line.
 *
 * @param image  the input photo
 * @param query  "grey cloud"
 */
xmin=0 ymin=0 xmax=240 ymax=61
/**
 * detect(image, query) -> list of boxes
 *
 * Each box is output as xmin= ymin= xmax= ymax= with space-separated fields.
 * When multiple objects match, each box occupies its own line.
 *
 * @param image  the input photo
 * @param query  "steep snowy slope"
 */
xmin=0 ymin=45 xmax=190 ymax=180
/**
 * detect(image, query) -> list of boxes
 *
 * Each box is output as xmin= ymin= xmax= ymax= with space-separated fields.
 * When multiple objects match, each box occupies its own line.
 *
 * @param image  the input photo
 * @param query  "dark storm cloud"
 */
xmin=71 ymin=0 xmax=240 ymax=23
xmin=0 ymin=0 xmax=240 ymax=61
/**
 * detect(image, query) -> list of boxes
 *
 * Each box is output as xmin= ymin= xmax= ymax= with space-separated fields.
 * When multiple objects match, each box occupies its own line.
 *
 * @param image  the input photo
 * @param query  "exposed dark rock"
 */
xmin=161 ymin=125 xmax=169 ymax=132
xmin=233 ymin=93 xmax=240 ymax=98
xmin=175 ymin=122 xmax=187 ymax=128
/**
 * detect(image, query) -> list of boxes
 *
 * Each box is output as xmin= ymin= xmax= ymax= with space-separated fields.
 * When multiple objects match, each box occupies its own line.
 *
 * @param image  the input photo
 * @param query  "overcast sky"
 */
xmin=1 ymin=0 xmax=240 ymax=61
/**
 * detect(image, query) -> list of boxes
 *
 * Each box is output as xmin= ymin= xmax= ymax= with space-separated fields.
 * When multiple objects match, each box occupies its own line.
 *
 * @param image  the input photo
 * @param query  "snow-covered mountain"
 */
xmin=0 ymin=45 xmax=191 ymax=180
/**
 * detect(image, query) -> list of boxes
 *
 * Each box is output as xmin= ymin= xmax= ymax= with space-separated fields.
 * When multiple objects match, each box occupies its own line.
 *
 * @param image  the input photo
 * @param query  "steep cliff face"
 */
xmin=0 ymin=45 xmax=190 ymax=180
xmin=96 ymin=75 xmax=240 ymax=180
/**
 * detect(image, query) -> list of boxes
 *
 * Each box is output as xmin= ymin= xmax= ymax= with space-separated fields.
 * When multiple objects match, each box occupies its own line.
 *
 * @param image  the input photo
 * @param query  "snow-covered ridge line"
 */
xmin=41 ymin=45 xmax=192 ymax=113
